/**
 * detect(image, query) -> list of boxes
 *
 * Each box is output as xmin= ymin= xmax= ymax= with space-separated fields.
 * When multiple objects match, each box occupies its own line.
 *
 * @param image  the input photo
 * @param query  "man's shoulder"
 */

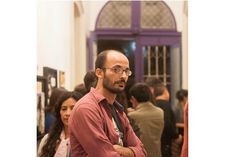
xmin=128 ymin=110 xmax=142 ymax=119
xmin=152 ymin=105 xmax=164 ymax=113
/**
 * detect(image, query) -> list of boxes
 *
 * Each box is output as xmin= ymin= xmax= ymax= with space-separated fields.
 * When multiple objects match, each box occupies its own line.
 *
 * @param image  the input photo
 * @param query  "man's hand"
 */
xmin=113 ymin=144 xmax=134 ymax=157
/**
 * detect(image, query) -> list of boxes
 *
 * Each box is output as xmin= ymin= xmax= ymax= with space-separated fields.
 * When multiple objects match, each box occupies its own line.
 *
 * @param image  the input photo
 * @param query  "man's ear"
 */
xmin=150 ymin=87 xmax=154 ymax=95
xmin=95 ymin=68 xmax=103 ymax=79
xmin=130 ymin=96 xmax=137 ymax=108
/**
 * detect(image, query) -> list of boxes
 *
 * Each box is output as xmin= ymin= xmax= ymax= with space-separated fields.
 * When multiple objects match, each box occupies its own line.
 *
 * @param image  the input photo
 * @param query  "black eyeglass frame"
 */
xmin=102 ymin=66 xmax=132 ymax=76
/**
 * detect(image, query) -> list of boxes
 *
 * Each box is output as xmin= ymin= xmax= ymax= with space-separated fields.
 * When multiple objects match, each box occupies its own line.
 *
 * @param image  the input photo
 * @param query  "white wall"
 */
xmin=37 ymin=1 xmax=74 ymax=90
xmin=74 ymin=1 xmax=87 ymax=86
xmin=182 ymin=1 xmax=188 ymax=89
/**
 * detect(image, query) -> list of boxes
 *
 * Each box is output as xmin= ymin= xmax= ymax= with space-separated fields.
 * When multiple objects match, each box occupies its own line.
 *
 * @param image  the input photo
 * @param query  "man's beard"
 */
xmin=103 ymin=76 xmax=126 ymax=94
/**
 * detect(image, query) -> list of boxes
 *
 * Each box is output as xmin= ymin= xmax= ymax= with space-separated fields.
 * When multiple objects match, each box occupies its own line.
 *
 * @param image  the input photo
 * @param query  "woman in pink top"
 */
xmin=38 ymin=91 xmax=82 ymax=157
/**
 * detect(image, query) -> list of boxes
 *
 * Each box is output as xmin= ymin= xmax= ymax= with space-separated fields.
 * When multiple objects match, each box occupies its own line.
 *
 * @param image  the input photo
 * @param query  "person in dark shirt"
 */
xmin=146 ymin=77 xmax=182 ymax=157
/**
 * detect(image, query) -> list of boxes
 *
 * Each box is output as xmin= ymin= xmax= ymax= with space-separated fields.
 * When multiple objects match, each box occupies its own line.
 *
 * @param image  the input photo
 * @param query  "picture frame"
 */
xmin=37 ymin=75 xmax=48 ymax=107
xmin=43 ymin=67 xmax=58 ymax=105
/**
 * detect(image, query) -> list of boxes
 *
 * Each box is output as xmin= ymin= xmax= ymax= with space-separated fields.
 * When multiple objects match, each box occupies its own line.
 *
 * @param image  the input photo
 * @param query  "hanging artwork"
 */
xmin=37 ymin=75 xmax=47 ymax=137
xmin=37 ymin=75 xmax=48 ymax=107
xmin=59 ymin=70 xmax=65 ymax=88
xmin=43 ymin=67 xmax=58 ymax=105
xmin=37 ymin=92 xmax=45 ymax=135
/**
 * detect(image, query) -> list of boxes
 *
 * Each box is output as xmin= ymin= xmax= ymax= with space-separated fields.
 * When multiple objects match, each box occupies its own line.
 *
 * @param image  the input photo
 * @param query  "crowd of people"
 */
xmin=37 ymin=49 xmax=188 ymax=157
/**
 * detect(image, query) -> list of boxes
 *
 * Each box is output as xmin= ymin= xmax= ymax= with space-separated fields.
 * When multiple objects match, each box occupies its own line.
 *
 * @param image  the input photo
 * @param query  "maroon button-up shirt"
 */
xmin=69 ymin=88 xmax=147 ymax=157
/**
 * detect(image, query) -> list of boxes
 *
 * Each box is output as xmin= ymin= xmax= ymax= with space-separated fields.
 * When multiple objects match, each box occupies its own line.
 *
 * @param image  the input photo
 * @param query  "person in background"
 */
xmin=45 ymin=87 xmax=67 ymax=133
xmin=145 ymin=77 xmax=182 ymax=157
xmin=69 ymin=50 xmax=147 ymax=157
xmin=38 ymin=91 xmax=82 ymax=157
xmin=74 ymin=70 xmax=98 ymax=96
xmin=173 ymin=89 xmax=188 ymax=124
xmin=172 ymin=89 xmax=188 ymax=156
xmin=83 ymin=70 xmax=98 ymax=92
xmin=128 ymin=83 xmax=164 ymax=157
xmin=116 ymin=91 xmax=141 ymax=138
xmin=74 ymin=83 xmax=87 ymax=96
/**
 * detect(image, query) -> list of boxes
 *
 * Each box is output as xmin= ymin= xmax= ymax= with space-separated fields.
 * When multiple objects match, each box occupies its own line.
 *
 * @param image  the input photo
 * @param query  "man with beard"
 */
xmin=69 ymin=50 xmax=147 ymax=157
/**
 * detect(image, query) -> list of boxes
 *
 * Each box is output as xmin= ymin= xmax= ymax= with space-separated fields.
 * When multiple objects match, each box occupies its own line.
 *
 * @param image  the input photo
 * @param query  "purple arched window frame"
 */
xmin=88 ymin=1 xmax=182 ymax=87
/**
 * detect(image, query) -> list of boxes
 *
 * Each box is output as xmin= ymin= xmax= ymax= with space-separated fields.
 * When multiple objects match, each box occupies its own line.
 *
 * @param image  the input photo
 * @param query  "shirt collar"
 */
xmin=90 ymin=88 xmax=124 ymax=112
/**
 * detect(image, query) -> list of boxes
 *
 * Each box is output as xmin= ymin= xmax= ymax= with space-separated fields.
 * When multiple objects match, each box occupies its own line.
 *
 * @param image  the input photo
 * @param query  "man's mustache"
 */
xmin=114 ymin=80 xmax=126 ymax=84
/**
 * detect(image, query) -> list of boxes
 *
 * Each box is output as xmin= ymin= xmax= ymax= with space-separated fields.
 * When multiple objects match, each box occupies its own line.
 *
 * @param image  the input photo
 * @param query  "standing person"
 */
xmin=128 ymin=83 xmax=164 ymax=157
xmin=74 ymin=70 xmax=98 ymax=96
xmin=69 ymin=50 xmax=147 ymax=157
xmin=172 ymin=89 xmax=188 ymax=155
xmin=38 ymin=91 xmax=82 ymax=157
xmin=83 ymin=70 xmax=98 ymax=92
xmin=146 ymin=78 xmax=182 ymax=157
xmin=173 ymin=89 xmax=188 ymax=124
xmin=116 ymin=91 xmax=141 ymax=138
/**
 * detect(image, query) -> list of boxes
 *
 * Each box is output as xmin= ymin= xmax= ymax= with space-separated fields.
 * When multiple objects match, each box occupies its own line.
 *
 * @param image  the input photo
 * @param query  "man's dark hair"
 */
xmin=95 ymin=50 xmax=110 ymax=69
xmin=74 ymin=83 xmax=87 ymax=96
xmin=145 ymin=77 xmax=166 ymax=97
xmin=46 ymin=87 xmax=67 ymax=113
xmin=176 ymin=89 xmax=188 ymax=101
xmin=129 ymin=83 xmax=152 ymax=103
xmin=83 ymin=70 xmax=97 ymax=91
xmin=95 ymin=50 xmax=123 ymax=69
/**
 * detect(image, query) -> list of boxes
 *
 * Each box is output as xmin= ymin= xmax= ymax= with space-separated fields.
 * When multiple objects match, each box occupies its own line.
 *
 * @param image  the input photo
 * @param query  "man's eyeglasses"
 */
xmin=102 ymin=67 xmax=132 ymax=76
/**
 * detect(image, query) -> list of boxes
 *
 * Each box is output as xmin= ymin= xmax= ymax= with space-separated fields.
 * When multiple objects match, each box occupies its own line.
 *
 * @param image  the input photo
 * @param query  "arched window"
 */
xmin=89 ymin=1 xmax=182 ymax=107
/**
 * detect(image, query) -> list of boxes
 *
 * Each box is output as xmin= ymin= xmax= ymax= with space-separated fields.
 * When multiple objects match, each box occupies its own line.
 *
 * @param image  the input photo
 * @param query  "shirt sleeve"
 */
xmin=37 ymin=134 xmax=48 ymax=157
xmin=70 ymin=105 xmax=123 ymax=157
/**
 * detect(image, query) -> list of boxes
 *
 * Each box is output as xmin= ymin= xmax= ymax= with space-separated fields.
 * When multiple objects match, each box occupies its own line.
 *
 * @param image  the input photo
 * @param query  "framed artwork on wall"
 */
xmin=43 ymin=67 xmax=57 ymax=105
xmin=37 ymin=75 xmax=48 ymax=106
xmin=37 ymin=75 xmax=47 ymax=137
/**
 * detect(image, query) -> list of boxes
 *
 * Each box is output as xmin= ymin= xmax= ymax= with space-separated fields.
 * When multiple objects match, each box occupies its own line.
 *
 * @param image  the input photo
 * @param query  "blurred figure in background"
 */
xmin=74 ymin=70 xmax=98 ymax=96
xmin=173 ymin=89 xmax=188 ymax=124
xmin=172 ymin=89 xmax=188 ymax=156
xmin=128 ymin=83 xmax=164 ymax=157
xmin=146 ymin=77 xmax=182 ymax=157
xmin=74 ymin=83 xmax=87 ymax=96
xmin=116 ymin=90 xmax=141 ymax=138
xmin=38 ymin=91 xmax=83 ymax=157
xmin=83 ymin=70 xmax=98 ymax=92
